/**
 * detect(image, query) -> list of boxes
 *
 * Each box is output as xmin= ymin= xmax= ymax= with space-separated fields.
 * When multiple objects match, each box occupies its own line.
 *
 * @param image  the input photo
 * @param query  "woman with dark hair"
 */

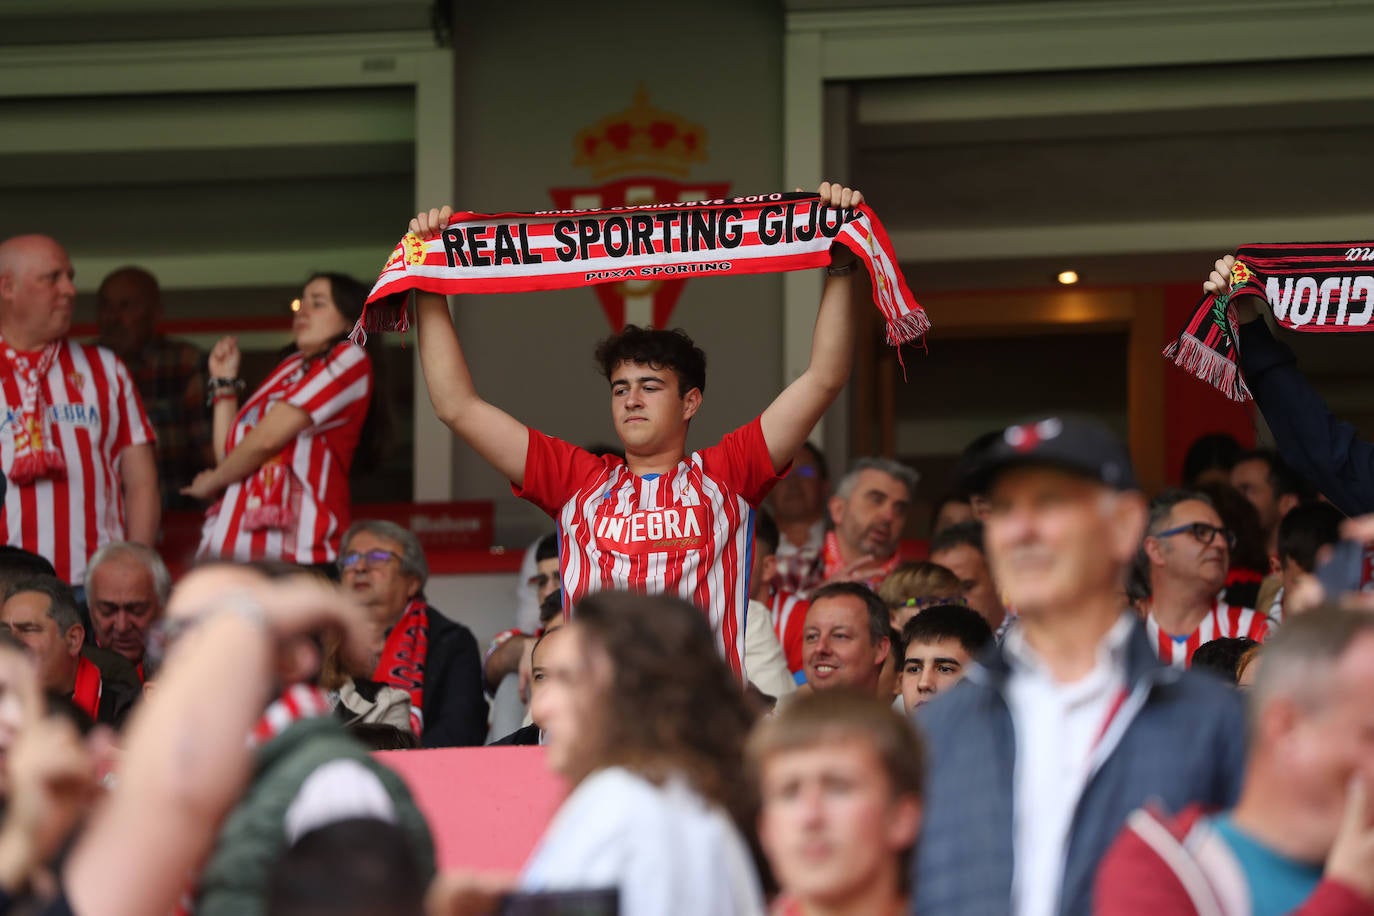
xmin=183 ymin=273 xmax=374 ymax=568
xmin=428 ymin=590 xmax=765 ymax=915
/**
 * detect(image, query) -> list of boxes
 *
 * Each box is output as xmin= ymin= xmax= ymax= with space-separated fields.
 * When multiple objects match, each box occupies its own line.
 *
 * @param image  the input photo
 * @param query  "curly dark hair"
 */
xmin=593 ymin=324 xmax=707 ymax=396
xmin=571 ymin=590 xmax=756 ymax=825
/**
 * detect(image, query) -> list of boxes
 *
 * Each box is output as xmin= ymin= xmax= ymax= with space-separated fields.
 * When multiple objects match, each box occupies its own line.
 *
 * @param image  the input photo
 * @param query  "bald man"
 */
xmin=0 ymin=235 xmax=159 ymax=587
xmin=97 ymin=266 xmax=210 ymax=509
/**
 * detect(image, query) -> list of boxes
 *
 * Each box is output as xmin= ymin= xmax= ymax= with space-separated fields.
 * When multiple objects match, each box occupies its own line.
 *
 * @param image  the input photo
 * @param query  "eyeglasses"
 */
xmin=1153 ymin=522 xmax=1237 ymax=551
xmin=338 ymin=549 xmax=402 ymax=571
xmin=786 ymin=465 xmax=819 ymax=479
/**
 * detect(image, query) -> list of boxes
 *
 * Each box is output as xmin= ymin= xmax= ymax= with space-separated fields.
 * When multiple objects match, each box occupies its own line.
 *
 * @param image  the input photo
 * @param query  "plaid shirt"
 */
xmin=771 ymin=519 xmax=826 ymax=596
xmin=112 ymin=335 xmax=210 ymax=510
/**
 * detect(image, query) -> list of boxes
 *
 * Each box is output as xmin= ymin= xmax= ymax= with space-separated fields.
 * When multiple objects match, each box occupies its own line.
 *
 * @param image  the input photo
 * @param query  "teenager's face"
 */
xmin=758 ymin=740 xmax=920 ymax=910
xmin=900 ymin=637 xmax=973 ymax=713
xmin=529 ymin=624 xmax=610 ymax=779
xmin=608 ymin=360 xmax=697 ymax=455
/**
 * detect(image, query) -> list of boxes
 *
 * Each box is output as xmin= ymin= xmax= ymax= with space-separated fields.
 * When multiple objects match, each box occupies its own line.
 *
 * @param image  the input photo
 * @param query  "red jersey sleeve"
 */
xmin=285 ymin=343 xmax=373 ymax=427
xmin=110 ymin=352 xmax=155 ymax=452
xmin=698 ymin=415 xmax=785 ymax=507
xmin=514 ymin=429 xmax=611 ymax=517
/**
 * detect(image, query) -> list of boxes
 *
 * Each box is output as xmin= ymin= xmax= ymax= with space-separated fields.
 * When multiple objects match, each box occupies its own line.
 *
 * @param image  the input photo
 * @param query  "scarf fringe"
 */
xmin=8 ymin=450 xmax=66 ymax=487
xmin=1163 ymin=333 xmax=1253 ymax=402
xmin=885 ymin=309 xmax=931 ymax=347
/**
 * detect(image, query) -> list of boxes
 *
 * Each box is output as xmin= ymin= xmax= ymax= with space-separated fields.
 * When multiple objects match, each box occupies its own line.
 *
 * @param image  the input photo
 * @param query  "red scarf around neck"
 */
xmin=372 ymin=598 xmax=429 ymax=736
xmin=0 ymin=340 xmax=67 ymax=485
xmin=821 ymin=530 xmax=901 ymax=591
xmin=71 ymin=655 xmax=102 ymax=723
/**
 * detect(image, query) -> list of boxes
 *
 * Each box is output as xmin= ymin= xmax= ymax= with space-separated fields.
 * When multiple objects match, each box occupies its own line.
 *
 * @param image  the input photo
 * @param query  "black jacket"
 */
xmin=1240 ymin=319 xmax=1374 ymax=514
xmin=419 ymin=605 xmax=489 ymax=748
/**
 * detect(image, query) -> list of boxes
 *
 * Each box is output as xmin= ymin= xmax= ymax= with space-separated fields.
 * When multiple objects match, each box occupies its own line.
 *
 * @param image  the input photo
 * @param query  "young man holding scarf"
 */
xmin=409 ymin=182 xmax=871 ymax=677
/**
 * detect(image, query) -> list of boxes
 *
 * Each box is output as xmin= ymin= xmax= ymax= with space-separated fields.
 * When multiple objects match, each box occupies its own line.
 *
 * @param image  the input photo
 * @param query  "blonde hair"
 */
xmin=878 ymin=561 xmax=961 ymax=608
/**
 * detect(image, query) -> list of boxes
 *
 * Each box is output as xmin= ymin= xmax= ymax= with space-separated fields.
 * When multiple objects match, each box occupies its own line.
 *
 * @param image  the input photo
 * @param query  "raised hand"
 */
xmin=411 ymin=206 xmax=455 ymax=241
xmin=208 ymin=336 xmax=241 ymax=379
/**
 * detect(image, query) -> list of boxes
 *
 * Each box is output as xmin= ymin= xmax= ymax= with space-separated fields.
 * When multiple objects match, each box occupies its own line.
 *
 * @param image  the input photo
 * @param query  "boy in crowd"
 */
xmin=899 ymin=603 xmax=993 ymax=714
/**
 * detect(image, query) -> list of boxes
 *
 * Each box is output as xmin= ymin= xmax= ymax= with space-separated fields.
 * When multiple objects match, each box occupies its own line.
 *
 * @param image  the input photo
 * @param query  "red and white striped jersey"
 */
xmin=769 ymin=589 xmax=809 ymax=674
xmin=198 ymin=341 xmax=371 ymax=564
xmin=0 ymin=341 xmax=154 ymax=585
xmin=516 ymin=417 xmax=782 ymax=677
xmin=1145 ymin=599 xmax=1271 ymax=669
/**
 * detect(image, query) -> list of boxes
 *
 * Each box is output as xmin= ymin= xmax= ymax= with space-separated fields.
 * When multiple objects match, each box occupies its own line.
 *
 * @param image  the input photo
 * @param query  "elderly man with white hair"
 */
xmin=85 ymin=541 xmax=171 ymax=678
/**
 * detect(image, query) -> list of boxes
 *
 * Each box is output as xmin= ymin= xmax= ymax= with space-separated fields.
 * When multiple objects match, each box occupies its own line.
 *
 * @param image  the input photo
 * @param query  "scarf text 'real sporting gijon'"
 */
xmin=358 ymin=191 xmax=930 ymax=349
xmin=1165 ymin=242 xmax=1374 ymax=401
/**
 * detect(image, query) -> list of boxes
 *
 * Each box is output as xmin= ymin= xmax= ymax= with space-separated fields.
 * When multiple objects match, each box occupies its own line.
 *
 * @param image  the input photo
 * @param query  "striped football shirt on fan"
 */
xmin=1145 ymin=599 xmax=1271 ymax=668
xmin=769 ymin=589 xmax=809 ymax=674
xmin=0 ymin=341 xmax=154 ymax=585
xmin=198 ymin=341 xmax=371 ymax=564
xmin=517 ymin=417 xmax=782 ymax=678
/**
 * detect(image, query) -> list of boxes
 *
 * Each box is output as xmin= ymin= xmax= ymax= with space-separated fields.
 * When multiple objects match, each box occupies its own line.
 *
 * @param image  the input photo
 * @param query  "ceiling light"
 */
xmin=1057 ymin=270 xmax=1079 ymax=285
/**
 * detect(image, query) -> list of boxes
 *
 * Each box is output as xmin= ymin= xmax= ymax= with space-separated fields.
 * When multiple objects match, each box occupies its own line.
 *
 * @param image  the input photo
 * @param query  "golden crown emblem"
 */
xmin=573 ymin=87 xmax=707 ymax=179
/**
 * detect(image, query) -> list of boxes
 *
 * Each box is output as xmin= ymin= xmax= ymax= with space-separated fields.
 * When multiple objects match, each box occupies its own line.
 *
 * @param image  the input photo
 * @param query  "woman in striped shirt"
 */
xmin=183 ymin=273 xmax=374 ymax=570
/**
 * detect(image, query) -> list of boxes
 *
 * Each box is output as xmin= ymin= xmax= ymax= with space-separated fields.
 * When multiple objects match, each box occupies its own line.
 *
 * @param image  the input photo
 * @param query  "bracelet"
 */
xmin=826 ymin=262 xmax=858 ymax=277
xmin=206 ymin=376 xmax=245 ymax=407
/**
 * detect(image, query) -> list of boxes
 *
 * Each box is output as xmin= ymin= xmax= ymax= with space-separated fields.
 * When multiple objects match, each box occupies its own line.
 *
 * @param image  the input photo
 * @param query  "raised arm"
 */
xmin=759 ymin=182 xmax=868 ymax=472
xmin=63 ymin=568 xmax=372 ymax=916
xmin=412 ymin=206 xmax=531 ymax=487
xmin=1206 ymin=255 xmax=1374 ymax=515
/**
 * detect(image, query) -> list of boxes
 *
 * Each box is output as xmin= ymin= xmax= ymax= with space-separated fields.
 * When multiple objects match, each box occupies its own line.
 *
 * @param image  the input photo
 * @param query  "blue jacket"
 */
xmin=912 ymin=618 xmax=1246 ymax=916
xmin=1239 ymin=319 xmax=1374 ymax=515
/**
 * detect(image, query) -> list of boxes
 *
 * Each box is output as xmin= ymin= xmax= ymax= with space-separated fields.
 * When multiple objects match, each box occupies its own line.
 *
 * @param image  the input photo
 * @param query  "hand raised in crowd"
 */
xmin=1325 ymin=775 xmax=1374 ymax=901
xmin=1203 ymin=255 xmax=1262 ymax=323
xmin=0 ymin=717 xmax=97 ymax=894
xmin=816 ymin=181 xmax=861 ymax=269
xmin=411 ymin=206 xmax=455 ymax=241
xmin=167 ymin=564 xmax=375 ymax=675
xmin=208 ymin=335 xmax=241 ymax=379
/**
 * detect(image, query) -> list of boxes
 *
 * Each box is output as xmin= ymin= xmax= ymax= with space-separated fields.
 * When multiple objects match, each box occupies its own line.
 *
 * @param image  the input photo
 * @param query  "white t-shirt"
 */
xmin=520 ymin=767 xmax=764 ymax=916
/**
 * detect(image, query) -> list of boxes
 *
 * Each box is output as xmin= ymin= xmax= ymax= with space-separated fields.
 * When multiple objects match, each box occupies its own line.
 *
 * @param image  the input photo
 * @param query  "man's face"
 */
xmin=769 ymin=447 xmax=826 ymax=523
xmin=1151 ymin=499 xmax=1230 ymax=596
xmin=87 ymin=557 xmax=160 ymax=666
xmin=1232 ymin=458 xmax=1287 ymax=536
xmin=932 ymin=499 xmax=975 ymax=535
xmin=340 ymin=531 xmax=421 ymax=625
xmin=1276 ymin=632 xmax=1374 ymax=852
xmin=900 ymin=637 xmax=972 ymax=713
xmin=608 ymin=360 xmax=697 ymax=454
xmin=929 ymin=543 xmax=1005 ymax=630
xmin=758 ymin=740 xmax=920 ymax=910
xmin=0 ymin=592 xmax=80 ymax=693
xmin=531 ymin=557 xmax=560 ymax=605
xmin=95 ymin=270 xmax=159 ymax=358
xmin=529 ymin=623 xmax=609 ymax=778
xmin=829 ymin=470 xmax=911 ymax=562
xmin=0 ymin=237 xmax=76 ymax=347
xmin=0 ymin=646 xmax=40 ymax=798
xmin=985 ymin=467 xmax=1145 ymax=617
xmin=803 ymin=595 xmax=888 ymax=693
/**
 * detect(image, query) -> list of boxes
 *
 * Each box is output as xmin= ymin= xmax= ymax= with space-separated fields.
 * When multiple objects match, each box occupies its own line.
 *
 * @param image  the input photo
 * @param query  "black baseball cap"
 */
xmin=962 ymin=414 xmax=1138 ymax=494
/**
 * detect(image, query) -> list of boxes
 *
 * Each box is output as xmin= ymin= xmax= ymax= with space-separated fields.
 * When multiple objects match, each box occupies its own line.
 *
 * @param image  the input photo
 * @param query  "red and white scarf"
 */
xmin=820 ymin=531 xmax=902 ymax=593
xmin=249 ymin=683 xmax=334 ymax=748
xmin=71 ymin=655 xmax=102 ymax=723
xmin=0 ymin=339 xmax=66 ymax=485
xmin=372 ymin=598 xmax=428 ymax=736
xmin=357 ymin=192 xmax=929 ymax=351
